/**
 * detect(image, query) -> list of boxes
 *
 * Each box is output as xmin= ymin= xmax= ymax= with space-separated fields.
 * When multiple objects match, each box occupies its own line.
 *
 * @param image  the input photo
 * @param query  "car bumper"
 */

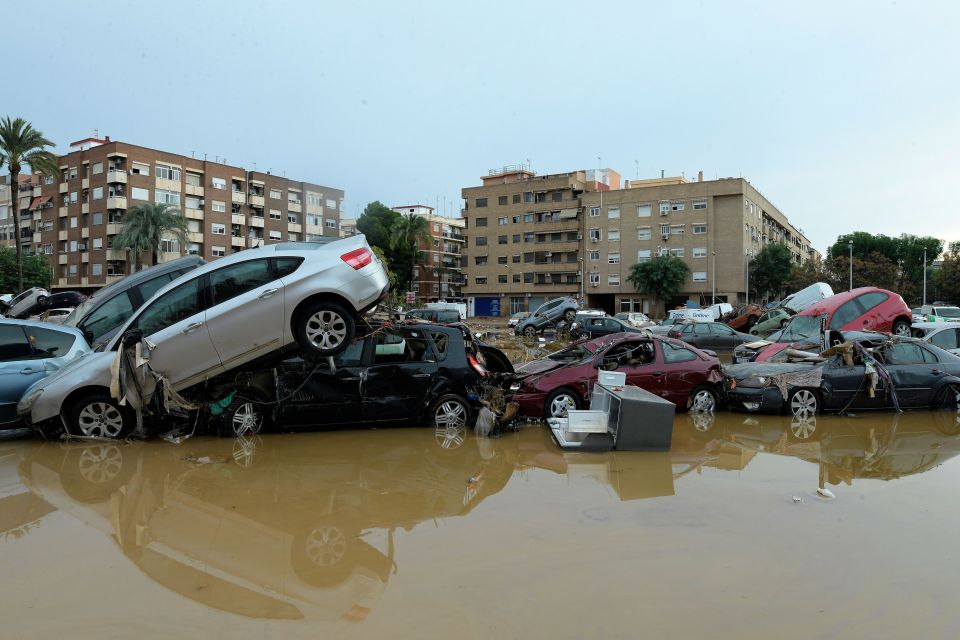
xmin=725 ymin=386 xmax=784 ymax=413
xmin=356 ymin=268 xmax=391 ymax=314
xmin=509 ymin=391 xmax=547 ymax=418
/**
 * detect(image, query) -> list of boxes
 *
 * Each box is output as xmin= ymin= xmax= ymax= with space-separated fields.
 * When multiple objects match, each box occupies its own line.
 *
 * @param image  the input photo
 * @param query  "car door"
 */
xmin=0 ymin=325 xmax=42 ymax=418
xmin=708 ymin=323 xmax=738 ymax=349
xmin=276 ymin=339 xmax=367 ymax=427
xmin=204 ymin=258 xmax=287 ymax=369
xmin=881 ymin=342 xmax=940 ymax=408
xmin=362 ymin=328 xmax=438 ymax=422
xmin=614 ymin=339 xmax=665 ymax=397
xmin=132 ymin=277 xmax=222 ymax=388
xmin=821 ymin=356 xmax=878 ymax=411
xmin=658 ymin=341 xmax=702 ymax=405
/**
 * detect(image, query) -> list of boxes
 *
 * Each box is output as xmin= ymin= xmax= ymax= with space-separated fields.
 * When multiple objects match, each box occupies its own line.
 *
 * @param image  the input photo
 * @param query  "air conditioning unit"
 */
xmin=577 ymin=233 xmax=583 ymax=240
xmin=544 ymin=252 xmax=552 ymax=258
xmin=662 ymin=234 xmax=669 ymax=241
xmin=199 ymin=199 xmax=205 ymax=206
xmin=77 ymin=242 xmax=87 ymax=251
xmin=590 ymin=282 xmax=599 ymax=287
xmin=591 ymin=237 xmax=598 ymax=243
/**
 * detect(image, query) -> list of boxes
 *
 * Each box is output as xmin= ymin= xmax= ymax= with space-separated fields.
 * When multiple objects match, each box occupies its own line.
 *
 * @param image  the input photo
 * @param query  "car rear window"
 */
xmin=0 ymin=325 xmax=31 ymax=360
xmin=25 ymin=326 xmax=75 ymax=358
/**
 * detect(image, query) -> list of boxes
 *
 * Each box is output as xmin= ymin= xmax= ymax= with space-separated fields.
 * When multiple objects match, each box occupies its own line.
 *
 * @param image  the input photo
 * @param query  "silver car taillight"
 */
xmin=341 ymin=248 xmax=372 ymax=270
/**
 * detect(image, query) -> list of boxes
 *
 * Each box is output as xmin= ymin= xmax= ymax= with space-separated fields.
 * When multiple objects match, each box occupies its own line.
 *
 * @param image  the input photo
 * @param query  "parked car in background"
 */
xmin=749 ymin=283 xmax=835 ymax=338
xmin=508 ymin=311 xmax=530 ymax=328
xmin=918 ymin=305 xmax=960 ymax=322
xmin=6 ymin=287 xmax=50 ymax=319
xmin=405 ymin=308 xmax=461 ymax=323
xmin=911 ymin=322 xmax=960 ymax=355
xmin=508 ymin=333 xmax=723 ymax=418
xmin=912 ymin=307 xmax=926 ymax=323
xmin=614 ymin=312 xmax=653 ymax=328
xmin=724 ymin=304 xmax=763 ymax=332
xmin=19 ymin=238 xmax=391 ymax=438
xmin=62 ymin=256 xmax=205 ymax=348
xmin=570 ymin=314 xmax=643 ymax=340
xmin=514 ymin=297 xmax=579 ymax=337
xmin=0 ymin=320 xmax=89 ymax=427
xmin=0 ymin=294 xmax=13 ymax=313
xmin=38 ymin=291 xmax=86 ymax=311
xmin=668 ymin=321 xmax=754 ymax=350
xmin=724 ymin=337 xmax=960 ymax=417
xmin=750 ymin=308 xmax=793 ymax=337
xmin=646 ymin=317 xmax=693 ymax=335
xmin=29 ymin=308 xmax=74 ymax=325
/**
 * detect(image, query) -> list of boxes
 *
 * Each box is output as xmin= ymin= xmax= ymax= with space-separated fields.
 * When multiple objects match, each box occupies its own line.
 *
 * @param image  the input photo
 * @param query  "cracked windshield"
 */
xmin=1 ymin=1 xmax=959 ymax=638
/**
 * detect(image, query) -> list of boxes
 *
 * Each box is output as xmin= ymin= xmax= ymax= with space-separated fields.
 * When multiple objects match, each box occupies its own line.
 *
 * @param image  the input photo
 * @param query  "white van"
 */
xmin=780 ymin=282 xmax=834 ymax=314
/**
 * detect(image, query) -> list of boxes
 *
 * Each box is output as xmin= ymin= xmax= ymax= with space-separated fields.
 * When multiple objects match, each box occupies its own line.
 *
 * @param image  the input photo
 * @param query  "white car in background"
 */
xmin=28 ymin=308 xmax=74 ymax=325
xmin=6 ymin=287 xmax=49 ymax=319
xmin=911 ymin=322 xmax=960 ymax=355
xmin=19 ymin=236 xmax=390 ymax=438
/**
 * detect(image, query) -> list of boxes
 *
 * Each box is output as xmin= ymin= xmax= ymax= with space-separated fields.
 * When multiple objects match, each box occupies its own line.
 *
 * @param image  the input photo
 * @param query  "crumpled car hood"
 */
xmin=723 ymin=362 xmax=818 ymax=380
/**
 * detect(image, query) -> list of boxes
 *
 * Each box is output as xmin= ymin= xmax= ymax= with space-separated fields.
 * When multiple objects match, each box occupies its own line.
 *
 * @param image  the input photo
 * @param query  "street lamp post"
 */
xmin=848 ymin=240 xmax=854 ymax=291
xmin=712 ymin=251 xmax=717 ymax=305
xmin=745 ymin=251 xmax=749 ymax=306
xmin=579 ymin=258 xmax=585 ymax=305
xmin=923 ymin=247 xmax=927 ymax=305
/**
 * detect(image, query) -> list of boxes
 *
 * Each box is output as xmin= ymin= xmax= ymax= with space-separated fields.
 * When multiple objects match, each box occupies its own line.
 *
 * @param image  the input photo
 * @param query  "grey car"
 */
xmin=19 ymin=236 xmax=390 ymax=438
xmin=515 ymin=297 xmax=579 ymax=337
xmin=0 ymin=320 xmax=89 ymax=427
xmin=668 ymin=321 xmax=755 ymax=350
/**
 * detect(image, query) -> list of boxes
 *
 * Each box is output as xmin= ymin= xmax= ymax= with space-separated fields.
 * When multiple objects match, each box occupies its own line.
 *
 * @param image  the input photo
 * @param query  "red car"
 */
xmin=743 ymin=287 xmax=912 ymax=363
xmin=507 ymin=333 xmax=724 ymax=418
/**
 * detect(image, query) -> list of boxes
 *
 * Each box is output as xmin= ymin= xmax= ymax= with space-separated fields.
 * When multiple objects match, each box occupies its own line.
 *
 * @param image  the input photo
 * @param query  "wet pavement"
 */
xmin=3 ymin=410 xmax=960 ymax=638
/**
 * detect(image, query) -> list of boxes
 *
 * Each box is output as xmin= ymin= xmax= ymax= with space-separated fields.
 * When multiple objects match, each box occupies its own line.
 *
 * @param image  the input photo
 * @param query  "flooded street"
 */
xmin=3 ymin=411 xmax=960 ymax=638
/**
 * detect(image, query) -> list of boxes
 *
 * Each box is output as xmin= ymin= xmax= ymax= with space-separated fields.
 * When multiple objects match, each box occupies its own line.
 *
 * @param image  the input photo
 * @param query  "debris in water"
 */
xmin=816 ymin=488 xmax=836 ymax=500
xmin=792 ymin=496 xmax=803 ymax=503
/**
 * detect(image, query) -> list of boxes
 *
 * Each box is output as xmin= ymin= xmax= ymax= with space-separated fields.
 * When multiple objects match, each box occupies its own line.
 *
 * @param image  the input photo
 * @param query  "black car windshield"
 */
xmin=779 ymin=315 xmax=821 ymax=342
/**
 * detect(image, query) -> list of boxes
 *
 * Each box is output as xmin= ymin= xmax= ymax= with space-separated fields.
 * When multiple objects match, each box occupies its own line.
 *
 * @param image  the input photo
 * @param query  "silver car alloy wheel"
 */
xmin=894 ymin=324 xmax=911 ymax=336
xmin=305 ymin=309 xmax=348 ymax=351
xmin=434 ymin=400 xmax=467 ymax=430
xmin=690 ymin=389 xmax=716 ymax=412
xmin=791 ymin=417 xmax=817 ymax=440
xmin=77 ymin=445 xmax=123 ymax=484
xmin=231 ymin=402 xmax=263 ymax=437
xmin=77 ymin=402 xmax=124 ymax=438
xmin=435 ymin=422 xmax=466 ymax=450
xmin=790 ymin=390 xmax=818 ymax=418
xmin=305 ymin=526 xmax=347 ymax=567
xmin=550 ymin=394 xmax=576 ymax=418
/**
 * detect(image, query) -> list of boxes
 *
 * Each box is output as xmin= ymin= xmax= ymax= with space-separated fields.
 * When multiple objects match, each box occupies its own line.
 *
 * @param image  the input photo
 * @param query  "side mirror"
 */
xmin=121 ymin=328 xmax=144 ymax=349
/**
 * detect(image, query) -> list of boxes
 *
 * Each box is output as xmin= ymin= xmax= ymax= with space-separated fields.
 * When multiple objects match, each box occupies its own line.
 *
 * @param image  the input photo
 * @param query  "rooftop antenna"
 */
xmin=191 ymin=151 xmax=195 ymax=158
xmin=204 ymin=153 xmax=207 ymax=161
xmin=94 ymin=128 xmax=99 ymax=138
xmin=252 ymin=162 xmax=256 ymax=171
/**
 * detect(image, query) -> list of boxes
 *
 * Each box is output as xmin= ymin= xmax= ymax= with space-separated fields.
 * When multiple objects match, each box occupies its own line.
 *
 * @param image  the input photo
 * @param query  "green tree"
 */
xmin=626 ymin=256 xmax=690 ymax=319
xmin=749 ymin=244 xmax=793 ymax=300
xmin=391 ymin=213 xmax=431 ymax=294
xmin=0 ymin=117 xmax=59 ymax=291
xmin=355 ymin=201 xmax=400 ymax=250
xmin=785 ymin=258 xmax=831 ymax=293
xmin=936 ymin=241 xmax=960 ymax=305
xmin=112 ymin=202 xmax=188 ymax=270
xmin=0 ymin=246 xmax=51 ymax=292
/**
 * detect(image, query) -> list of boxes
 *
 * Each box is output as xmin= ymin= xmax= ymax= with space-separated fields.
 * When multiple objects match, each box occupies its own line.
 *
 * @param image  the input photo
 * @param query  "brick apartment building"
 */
xmin=2 ymin=135 xmax=343 ymax=291
xmin=390 ymin=205 xmax=465 ymax=305
xmin=462 ymin=165 xmax=818 ymax=317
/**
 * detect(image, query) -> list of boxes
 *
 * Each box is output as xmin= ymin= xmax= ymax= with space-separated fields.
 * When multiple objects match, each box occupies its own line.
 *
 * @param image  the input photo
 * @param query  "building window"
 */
xmin=92 ymin=212 xmax=103 ymax=226
xmin=155 ymin=189 xmax=180 ymax=205
xmin=92 ymin=162 xmax=103 ymax=175
xmin=498 ymin=235 xmax=507 ymax=244
xmin=512 ymin=234 xmax=520 ymax=243
xmin=608 ymin=252 xmax=620 ymax=264
xmin=306 ymin=213 xmax=321 ymax=226
xmin=185 ymin=172 xmax=202 ymax=187
xmin=269 ymin=188 xmax=281 ymax=199
xmin=671 ymin=200 xmax=685 ymax=211
xmin=211 ymin=201 xmax=226 ymax=213
xmin=185 ymin=196 xmax=201 ymax=210
xmin=498 ymin=275 xmax=508 ymax=284
xmin=589 ymin=228 xmax=601 ymax=242
xmin=475 ymin=256 xmax=489 ymax=267
xmin=608 ymin=274 xmax=620 ymax=286
xmin=70 ymin=217 xmax=77 ymax=229
xmin=498 ymin=195 xmax=508 ymax=206
xmin=589 ymin=251 xmax=600 ymax=261
xmin=475 ymin=277 xmax=487 ymax=285
xmin=693 ymin=247 xmax=707 ymax=258
xmin=212 ymin=246 xmax=226 ymax=257
xmin=131 ymin=162 xmax=150 ymax=176
xmin=69 ymin=191 xmax=78 ymax=204
xmin=288 ymin=213 xmax=299 ymax=224
xmin=306 ymin=192 xmax=323 ymax=207
xmin=590 ymin=207 xmax=600 ymax=217
xmin=638 ymin=227 xmax=651 ymax=241
xmin=155 ymin=164 xmax=181 ymax=181
xmin=497 ymin=256 xmax=508 ymax=265
xmin=511 ymin=194 xmax=520 ymax=204
xmin=608 ymin=207 xmax=620 ymax=219
xmin=512 ymin=254 xmax=521 ymax=263
xmin=693 ymin=224 xmax=707 ymax=234
xmin=288 ymin=191 xmax=301 ymax=204
xmin=637 ymin=204 xmax=652 ymax=218
xmin=658 ymin=246 xmax=670 ymax=257
xmin=211 ymin=177 xmax=227 ymax=190
xmin=161 ymin=238 xmax=180 ymax=253
xmin=325 ymin=219 xmax=337 ymax=229
xmin=523 ymin=232 xmax=534 ymax=243
xmin=475 ymin=236 xmax=487 ymax=246
xmin=91 ymin=263 xmax=103 ymax=276
xmin=670 ymin=224 xmax=685 ymax=235
xmin=211 ymin=223 xmax=226 ymax=235
xmin=693 ymin=199 xmax=707 ymax=210
xmin=269 ymin=230 xmax=282 ymax=240
xmin=92 ymin=186 xmax=103 ymax=200
xmin=129 ymin=187 xmax=148 ymax=201
xmin=476 ymin=198 xmax=488 ymax=208
xmin=637 ymin=249 xmax=651 ymax=263
xmin=511 ymin=215 xmax=520 ymax=224
xmin=589 ymin=272 xmax=599 ymax=285
xmin=670 ymin=248 xmax=685 ymax=257
xmin=475 ymin=217 xmax=488 ymax=227
xmin=660 ymin=224 xmax=670 ymax=236
xmin=659 ymin=201 xmax=670 ymax=216
xmin=692 ymin=271 xmax=707 ymax=282
xmin=608 ymin=229 xmax=620 ymax=242
xmin=498 ymin=217 xmax=508 ymax=225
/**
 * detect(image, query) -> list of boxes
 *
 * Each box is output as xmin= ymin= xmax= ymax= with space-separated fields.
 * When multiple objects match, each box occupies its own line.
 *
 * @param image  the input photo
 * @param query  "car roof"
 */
xmin=85 ymin=255 xmax=205 ymax=302
xmin=798 ymin=287 xmax=891 ymax=316
xmin=0 ymin=317 xmax=86 ymax=339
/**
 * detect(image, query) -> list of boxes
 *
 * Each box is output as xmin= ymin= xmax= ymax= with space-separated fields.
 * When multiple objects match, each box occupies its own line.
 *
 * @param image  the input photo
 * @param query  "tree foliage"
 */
xmin=0 ymin=117 xmax=59 ymax=291
xmin=749 ymin=244 xmax=793 ymax=300
xmin=936 ymin=241 xmax=960 ymax=305
xmin=355 ymin=201 xmax=400 ymax=250
xmin=112 ymin=202 xmax=189 ymax=269
xmin=391 ymin=213 xmax=432 ymax=292
xmin=627 ymin=256 xmax=690 ymax=318
xmin=0 ymin=247 xmax=50 ymax=292
xmin=827 ymin=232 xmax=942 ymax=303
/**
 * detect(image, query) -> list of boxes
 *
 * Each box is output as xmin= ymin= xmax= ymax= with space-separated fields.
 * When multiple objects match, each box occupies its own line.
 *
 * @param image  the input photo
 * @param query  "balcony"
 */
xmin=32 ymin=186 xmax=42 ymax=197
xmin=57 ymin=278 xmax=67 ymax=287
xmin=287 ymin=222 xmax=302 ymax=233
xmin=106 ymin=223 xmax=123 ymax=235
xmin=107 ymin=169 xmax=127 ymax=184
xmin=187 ymin=231 xmax=204 ymax=243
xmin=107 ymin=196 xmax=127 ymax=209
xmin=248 ymin=194 xmax=265 ymax=208
xmin=81 ymin=252 xmax=89 ymax=263
xmin=58 ymin=206 xmax=68 ymax=218
xmin=106 ymin=249 xmax=127 ymax=261
xmin=81 ymin=203 xmax=89 ymax=215
xmin=59 ymin=182 xmax=68 ymax=194
xmin=106 ymin=274 xmax=125 ymax=284
xmin=231 ymin=214 xmax=246 ymax=226
xmin=58 ymin=230 xmax=67 ymax=241
xmin=156 ymin=177 xmax=181 ymax=192
xmin=231 ymin=236 xmax=246 ymax=248
xmin=58 ymin=254 xmax=67 ymax=265
xmin=185 ymin=183 xmax=204 ymax=196
xmin=81 ymin=227 xmax=89 ymax=239
xmin=288 ymin=201 xmax=302 ymax=213
xmin=248 ymin=216 xmax=264 ymax=228
xmin=82 ymin=178 xmax=89 ymax=189
xmin=231 ymin=191 xmax=246 ymax=205
xmin=32 ymin=232 xmax=41 ymax=244
xmin=185 ymin=208 xmax=204 ymax=220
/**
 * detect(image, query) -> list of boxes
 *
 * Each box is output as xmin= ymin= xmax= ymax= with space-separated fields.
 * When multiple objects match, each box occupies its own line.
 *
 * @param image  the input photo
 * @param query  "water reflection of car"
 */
xmin=17 ymin=428 xmax=517 ymax=622
xmin=0 ymin=320 xmax=89 ymax=427
xmin=724 ymin=337 xmax=960 ymax=417
xmin=508 ymin=333 xmax=723 ymax=418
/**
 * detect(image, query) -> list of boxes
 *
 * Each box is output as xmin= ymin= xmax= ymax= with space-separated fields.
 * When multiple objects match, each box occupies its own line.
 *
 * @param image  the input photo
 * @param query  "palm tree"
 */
xmin=391 ymin=213 xmax=432 ymax=297
xmin=112 ymin=202 xmax=189 ymax=270
xmin=0 ymin=117 xmax=58 ymax=292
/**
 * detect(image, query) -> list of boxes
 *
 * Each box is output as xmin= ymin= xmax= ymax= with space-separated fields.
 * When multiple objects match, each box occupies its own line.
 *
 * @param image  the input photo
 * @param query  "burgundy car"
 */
xmin=507 ymin=333 xmax=724 ymax=418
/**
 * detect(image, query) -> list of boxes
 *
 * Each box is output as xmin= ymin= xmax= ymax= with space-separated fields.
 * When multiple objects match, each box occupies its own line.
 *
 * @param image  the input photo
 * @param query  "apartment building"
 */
xmin=462 ymin=166 xmax=816 ymax=317
xmin=390 ymin=205 xmax=465 ymax=305
xmin=5 ymin=136 xmax=343 ymax=290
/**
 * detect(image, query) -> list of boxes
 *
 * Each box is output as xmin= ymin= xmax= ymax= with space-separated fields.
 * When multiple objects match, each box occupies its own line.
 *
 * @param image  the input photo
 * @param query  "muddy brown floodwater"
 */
xmin=3 ymin=410 xmax=960 ymax=638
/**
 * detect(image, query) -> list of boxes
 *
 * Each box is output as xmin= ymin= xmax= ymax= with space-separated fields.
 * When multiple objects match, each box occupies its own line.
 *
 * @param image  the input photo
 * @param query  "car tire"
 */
xmin=935 ymin=383 xmax=960 ymax=412
xmin=296 ymin=300 xmax=356 ymax=357
xmin=546 ymin=388 xmax=581 ymax=419
xmin=563 ymin=309 xmax=576 ymax=322
xmin=430 ymin=393 xmax=471 ymax=432
xmin=216 ymin=393 xmax=270 ymax=438
xmin=68 ymin=393 xmax=135 ymax=439
xmin=686 ymin=386 xmax=718 ymax=413
xmin=779 ymin=318 xmax=789 ymax=328
xmin=892 ymin=319 xmax=911 ymax=337
xmin=523 ymin=325 xmax=537 ymax=338
xmin=36 ymin=295 xmax=48 ymax=307
xmin=787 ymin=388 xmax=820 ymax=419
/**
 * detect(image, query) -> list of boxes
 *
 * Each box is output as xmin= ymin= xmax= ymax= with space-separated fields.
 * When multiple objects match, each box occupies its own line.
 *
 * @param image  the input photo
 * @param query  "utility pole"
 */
xmin=712 ymin=251 xmax=717 ymax=305
xmin=848 ymin=240 xmax=854 ymax=291
xmin=745 ymin=251 xmax=749 ymax=306
xmin=923 ymin=247 xmax=927 ymax=305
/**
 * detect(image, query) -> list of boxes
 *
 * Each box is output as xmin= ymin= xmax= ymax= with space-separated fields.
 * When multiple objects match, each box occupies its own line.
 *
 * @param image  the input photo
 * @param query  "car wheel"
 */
xmin=563 ymin=309 xmax=576 ymax=322
xmin=779 ymin=318 xmax=788 ymax=328
xmin=788 ymin=388 xmax=820 ymax=419
xmin=69 ymin=393 xmax=134 ymax=439
xmin=546 ymin=388 xmax=580 ymax=419
xmin=430 ymin=394 xmax=471 ymax=448
xmin=935 ymin=383 xmax=960 ymax=412
xmin=216 ymin=394 xmax=269 ymax=438
xmin=36 ymin=295 xmax=48 ymax=307
xmin=745 ymin=315 xmax=758 ymax=329
xmin=296 ymin=300 xmax=356 ymax=357
xmin=687 ymin=386 xmax=717 ymax=413
xmin=523 ymin=325 xmax=537 ymax=338
xmin=892 ymin=319 xmax=911 ymax=337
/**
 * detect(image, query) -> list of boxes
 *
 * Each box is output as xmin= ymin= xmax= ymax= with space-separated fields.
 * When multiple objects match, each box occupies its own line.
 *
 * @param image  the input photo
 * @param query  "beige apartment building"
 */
xmin=462 ymin=166 xmax=817 ymax=317
xmin=390 ymin=205 xmax=465 ymax=305
xmin=4 ymin=135 xmax=343 ymax=291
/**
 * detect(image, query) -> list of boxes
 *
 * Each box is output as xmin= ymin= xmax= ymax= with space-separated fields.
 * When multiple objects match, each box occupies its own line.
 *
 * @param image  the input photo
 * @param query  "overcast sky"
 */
xmin=8 ymin=0 xmax=959 ymax=254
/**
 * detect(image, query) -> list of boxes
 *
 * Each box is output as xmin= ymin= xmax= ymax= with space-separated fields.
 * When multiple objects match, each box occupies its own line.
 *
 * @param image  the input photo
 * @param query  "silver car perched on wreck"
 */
xmin=18 ymin=236 xmax=390 ymax=437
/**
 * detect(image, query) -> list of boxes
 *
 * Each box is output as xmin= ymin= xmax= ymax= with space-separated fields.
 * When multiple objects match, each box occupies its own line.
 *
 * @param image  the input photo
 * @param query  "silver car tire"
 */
xmin=296 ymin=301 xmax=356 ymax=357
xmin=687 ymin=387 xmax=717 ymax=413
xmin=546 ymin=388 xmax=580 ymax=418
xmin=69 ymin=394 xmax=133 ymax=439
xmin=788 ymin=388 xmax=820 ymax=419
xmin=430 ymin=394 xmax=471 ymax=450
